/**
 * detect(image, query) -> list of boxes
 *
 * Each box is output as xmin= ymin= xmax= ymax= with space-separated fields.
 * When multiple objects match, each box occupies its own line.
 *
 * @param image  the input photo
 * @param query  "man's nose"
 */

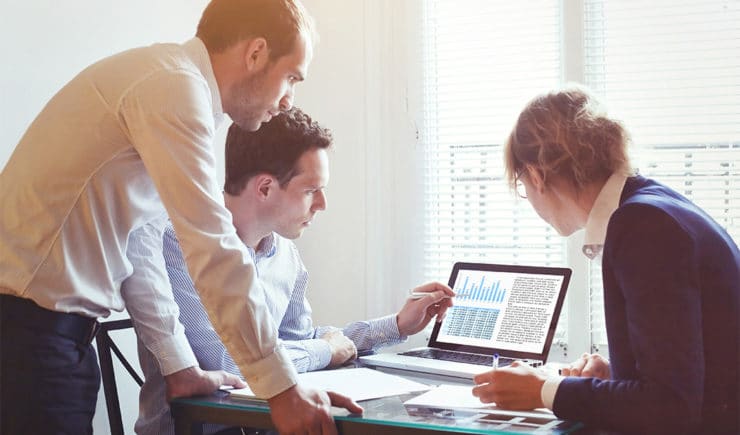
xmin=279 ymin=90 xmax=294 ymax=111
xmin=313 ymin=190 xmax=327 ymax=211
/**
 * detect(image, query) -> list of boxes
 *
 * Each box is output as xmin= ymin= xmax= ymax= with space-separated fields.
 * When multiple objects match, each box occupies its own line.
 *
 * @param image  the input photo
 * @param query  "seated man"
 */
xmin=136 ymin=107 xmax=453 ymax=435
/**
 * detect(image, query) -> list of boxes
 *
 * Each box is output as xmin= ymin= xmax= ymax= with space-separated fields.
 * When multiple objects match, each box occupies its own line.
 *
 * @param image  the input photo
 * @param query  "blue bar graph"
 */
xmin=454 ymin=274 xmax=506 ymax=303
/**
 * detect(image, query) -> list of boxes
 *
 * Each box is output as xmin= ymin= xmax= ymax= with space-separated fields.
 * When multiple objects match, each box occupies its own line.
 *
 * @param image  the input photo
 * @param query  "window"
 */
xmin=419 ymin=0 xmax=570 ymax=353
xmin=583 ymin=0 xmax=740 ymax=350
xmin=418 ymin=0 xmax=740 ymax=357
xmin=419 ymin=0 xmax=565 ymax=271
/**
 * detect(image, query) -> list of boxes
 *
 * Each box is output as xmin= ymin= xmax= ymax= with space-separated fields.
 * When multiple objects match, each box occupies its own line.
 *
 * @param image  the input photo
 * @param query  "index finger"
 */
xmin=327 ymin=391 xmax=364 ymax=414
xmin=566 ymin=355 xmax=588 ymax=376
xmin=416 ymin=282 xmax=455 ymax=297
xmin=473 ymin=369 xmax=495 ymax=384
xmin=422 ymin=289 xmax=455 ymax=304
xmin=581 ymin=355 xmax=606 ymax=377
xmin=435 ymin=283 xmax=455 ymax=297
xmin=220 ymin=371 xmax=247 ymax=389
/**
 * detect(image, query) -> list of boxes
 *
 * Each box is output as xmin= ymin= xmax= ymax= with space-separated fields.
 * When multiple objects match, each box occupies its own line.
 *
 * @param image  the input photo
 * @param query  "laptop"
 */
xmin=360 ymin=262 xmax=572 ymax=379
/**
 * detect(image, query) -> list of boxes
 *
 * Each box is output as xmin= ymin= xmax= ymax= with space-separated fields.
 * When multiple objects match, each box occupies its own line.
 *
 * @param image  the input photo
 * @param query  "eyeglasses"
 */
xmin=515 ymin=173 xmax=527 ymax=199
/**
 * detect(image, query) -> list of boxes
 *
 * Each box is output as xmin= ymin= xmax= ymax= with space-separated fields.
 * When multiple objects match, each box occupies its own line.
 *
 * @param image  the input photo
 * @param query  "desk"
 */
xmin=171 ymin=368 xmax=582 ymax=435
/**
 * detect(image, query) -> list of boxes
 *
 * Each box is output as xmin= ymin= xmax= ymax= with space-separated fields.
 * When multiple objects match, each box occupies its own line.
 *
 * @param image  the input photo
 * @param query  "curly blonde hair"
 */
xmin=504 ymin=85 xmax=632 ymax=192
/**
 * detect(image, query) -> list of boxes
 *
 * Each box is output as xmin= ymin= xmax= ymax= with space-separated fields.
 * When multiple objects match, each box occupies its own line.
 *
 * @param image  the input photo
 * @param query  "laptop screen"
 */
xmin=428 ymin=262 xmax=571 ymax=361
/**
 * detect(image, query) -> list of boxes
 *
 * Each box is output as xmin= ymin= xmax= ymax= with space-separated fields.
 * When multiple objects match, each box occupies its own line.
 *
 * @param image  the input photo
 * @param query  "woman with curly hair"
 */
xmin=473 ymin=86 xmax=739 ymax=434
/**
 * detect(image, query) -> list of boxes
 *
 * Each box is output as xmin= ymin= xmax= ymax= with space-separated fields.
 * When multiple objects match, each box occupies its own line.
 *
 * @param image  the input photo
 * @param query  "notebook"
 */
xmin=359 ymin=262 xmax=571 ymax=378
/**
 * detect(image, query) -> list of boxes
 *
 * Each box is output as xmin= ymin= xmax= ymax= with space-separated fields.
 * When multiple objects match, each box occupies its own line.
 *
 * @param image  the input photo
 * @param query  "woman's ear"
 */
xmin=525 ymin=165 xmax=546 ymax=193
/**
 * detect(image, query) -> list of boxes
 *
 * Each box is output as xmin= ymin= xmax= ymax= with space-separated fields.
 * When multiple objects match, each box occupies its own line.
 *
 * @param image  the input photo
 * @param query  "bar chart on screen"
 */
xmin=454 ymin=273 xmax=508 ymax=304
xmin=438 ymin=269 xmax=514 ymax=341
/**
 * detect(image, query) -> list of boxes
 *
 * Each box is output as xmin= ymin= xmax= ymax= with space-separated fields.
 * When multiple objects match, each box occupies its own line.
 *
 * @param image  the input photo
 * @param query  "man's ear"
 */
xmin=254 ymin=174 xmax=275 ymax=199
xmin=243 ymin=37 xmax=269 ymax=72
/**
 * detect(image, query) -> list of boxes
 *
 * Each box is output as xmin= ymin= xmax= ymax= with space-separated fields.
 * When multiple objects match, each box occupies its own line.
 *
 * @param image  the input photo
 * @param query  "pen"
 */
xmin=493 ymin=353 xmax=499 ymax=370
xmin=409 ymin=291 xmax=456 ymax=300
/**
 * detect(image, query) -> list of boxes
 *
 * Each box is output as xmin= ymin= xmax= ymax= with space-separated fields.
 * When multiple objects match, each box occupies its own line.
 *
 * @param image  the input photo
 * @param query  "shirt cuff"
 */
xmin=541 ymin=375 xmax=565 ymax=409
xmin=373 ymin=314 xmax=404 ymax=342
xmin=241 ymin=344 xmax=299 ymax=399
xmin=148 ymin=331 xmax=199 ymax=375
xmin=301 ymin=339 xmax=333 ymax=371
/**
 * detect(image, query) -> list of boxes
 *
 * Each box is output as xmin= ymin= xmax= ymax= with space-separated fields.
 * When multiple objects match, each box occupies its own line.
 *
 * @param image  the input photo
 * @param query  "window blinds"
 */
xmin=419 ymin=0 xmax=739 ymax=353
xmin=418 ymin=0 xmax=569 ymax=346
xmin=419 ymin=0 xmax=565 ymax=282
xmin=583 ymin=0 xmax=740 ymax=349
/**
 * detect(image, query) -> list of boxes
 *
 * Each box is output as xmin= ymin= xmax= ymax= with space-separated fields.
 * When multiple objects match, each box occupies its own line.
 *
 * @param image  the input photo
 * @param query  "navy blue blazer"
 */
xmin=553 ymin=176 xmax=739 ymax=434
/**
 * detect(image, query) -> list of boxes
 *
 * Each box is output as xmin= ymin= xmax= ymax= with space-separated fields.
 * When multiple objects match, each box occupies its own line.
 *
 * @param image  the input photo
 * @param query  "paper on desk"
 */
xmin=403 ymin=384 xmax=556 ymax=420
xmin=228 ymin=367 xmax=431 ymax=402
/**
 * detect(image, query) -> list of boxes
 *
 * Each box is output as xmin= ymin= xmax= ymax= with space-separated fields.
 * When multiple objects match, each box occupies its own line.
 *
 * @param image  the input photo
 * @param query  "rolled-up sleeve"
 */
xmin=121 ymin=69 xmax=296 ymax=398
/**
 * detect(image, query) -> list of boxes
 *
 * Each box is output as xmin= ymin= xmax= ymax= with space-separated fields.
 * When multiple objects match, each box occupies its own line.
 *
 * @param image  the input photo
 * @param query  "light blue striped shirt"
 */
xmin=136 ymin=224 xmax=403 ymax=435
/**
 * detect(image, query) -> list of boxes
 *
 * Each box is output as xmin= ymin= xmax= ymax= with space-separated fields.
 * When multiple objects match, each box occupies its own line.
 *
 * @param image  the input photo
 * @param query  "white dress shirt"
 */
xmin=0 ymin=38 xmax=296 ymax=397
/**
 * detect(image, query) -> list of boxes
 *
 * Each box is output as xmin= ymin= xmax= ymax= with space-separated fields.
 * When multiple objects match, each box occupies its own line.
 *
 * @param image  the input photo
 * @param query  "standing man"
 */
xmin=0 ymin=1 xmax=358 ymax=434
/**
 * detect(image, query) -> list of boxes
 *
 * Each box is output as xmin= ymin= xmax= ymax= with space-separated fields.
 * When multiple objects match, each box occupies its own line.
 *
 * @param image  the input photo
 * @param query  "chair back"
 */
xmin=96 ymin=318 xmax=143 ymax=435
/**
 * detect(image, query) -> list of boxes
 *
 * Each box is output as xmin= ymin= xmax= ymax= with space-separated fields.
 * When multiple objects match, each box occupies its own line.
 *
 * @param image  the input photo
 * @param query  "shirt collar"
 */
xmin=253 ymin=233 xmax=277 ymax=259
xmin=582 ymin=171 xmax=628 ymax=259
xmin=182 ymin=37 xmax=225 ymax=127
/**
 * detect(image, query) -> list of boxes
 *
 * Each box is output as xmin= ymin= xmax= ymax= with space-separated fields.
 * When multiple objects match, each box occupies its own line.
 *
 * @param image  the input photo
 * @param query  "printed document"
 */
xmin=228 ymin=367 xmax=431 ymax=402
xmin=403 ymin=384 xmax=556 ymax=419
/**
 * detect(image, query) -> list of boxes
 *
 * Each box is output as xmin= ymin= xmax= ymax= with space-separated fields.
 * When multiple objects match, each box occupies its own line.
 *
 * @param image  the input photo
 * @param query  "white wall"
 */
xmin=296 ymin=0 xmax=426 ymax=328
xmin=1 ymin=1 xmax=210 ymax=166
xmin=1 ymin=1 xmax=419 ymax=433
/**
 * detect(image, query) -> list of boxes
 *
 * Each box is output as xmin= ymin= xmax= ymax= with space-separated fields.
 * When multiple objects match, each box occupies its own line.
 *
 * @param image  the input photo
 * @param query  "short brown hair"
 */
xmin=196 ymin=0 xmax=316 ymax=59
xmin=504 ymin=85 xmax=632 ymax=192
xmin=224 ymin=107 xmax=333 ymax=195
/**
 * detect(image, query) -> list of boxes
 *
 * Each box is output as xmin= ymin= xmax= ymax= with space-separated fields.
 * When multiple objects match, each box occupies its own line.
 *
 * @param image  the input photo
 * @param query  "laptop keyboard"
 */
xmin=400 ymin=348 xmax=515 ymax=367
